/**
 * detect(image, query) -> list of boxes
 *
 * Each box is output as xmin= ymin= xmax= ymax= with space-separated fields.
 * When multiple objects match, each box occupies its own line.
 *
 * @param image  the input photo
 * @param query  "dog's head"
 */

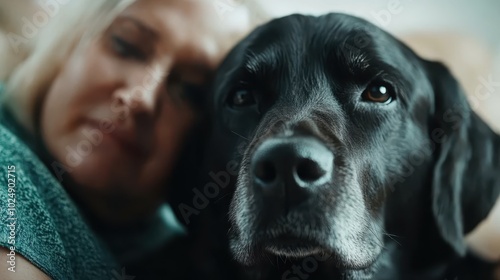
xmin=207 ymin=13 xmax=500 ymax=276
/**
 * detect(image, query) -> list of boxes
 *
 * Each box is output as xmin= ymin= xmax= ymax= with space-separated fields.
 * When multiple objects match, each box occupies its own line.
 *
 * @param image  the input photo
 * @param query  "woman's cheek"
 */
xmin=156 ymin=103 xmax=196 ymax=171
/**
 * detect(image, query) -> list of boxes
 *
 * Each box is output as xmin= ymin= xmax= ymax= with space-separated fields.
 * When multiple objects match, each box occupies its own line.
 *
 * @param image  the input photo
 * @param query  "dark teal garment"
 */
xmin=0 ymin=85 xmax=119 ymax=279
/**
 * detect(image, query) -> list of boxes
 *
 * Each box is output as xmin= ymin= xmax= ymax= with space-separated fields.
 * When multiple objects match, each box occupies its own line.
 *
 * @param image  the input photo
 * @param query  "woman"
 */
xmin=0 ymin=0 xmax=261 ymax=279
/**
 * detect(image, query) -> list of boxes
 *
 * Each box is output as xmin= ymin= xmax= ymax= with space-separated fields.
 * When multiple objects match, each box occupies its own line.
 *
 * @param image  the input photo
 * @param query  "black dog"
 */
xmin=173 ymin=13 xmax=500 ymax=280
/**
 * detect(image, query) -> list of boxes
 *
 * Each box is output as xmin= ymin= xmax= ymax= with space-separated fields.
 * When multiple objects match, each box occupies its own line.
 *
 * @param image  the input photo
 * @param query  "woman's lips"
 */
xmin=86 ymin=119 xmax=148 ymax=158
xmin=108 ymin=129 xmax=147 ymax=158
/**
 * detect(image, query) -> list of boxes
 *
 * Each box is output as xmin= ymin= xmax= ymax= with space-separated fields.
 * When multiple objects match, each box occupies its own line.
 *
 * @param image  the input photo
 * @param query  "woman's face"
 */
xmin=40 ymin=0 xmax=250 ymax=223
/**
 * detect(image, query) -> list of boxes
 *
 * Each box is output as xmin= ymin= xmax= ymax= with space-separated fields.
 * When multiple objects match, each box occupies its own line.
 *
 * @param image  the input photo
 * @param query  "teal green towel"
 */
xmin=0 ymin=85 xmax=119 ymax=279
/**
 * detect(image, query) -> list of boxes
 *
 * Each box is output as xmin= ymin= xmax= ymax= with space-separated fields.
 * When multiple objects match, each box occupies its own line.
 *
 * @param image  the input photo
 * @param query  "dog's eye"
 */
xmin=362 ymin=82 xmax=394 ymax=104
xmin=228 ymin=89 xmax=256 ymax=107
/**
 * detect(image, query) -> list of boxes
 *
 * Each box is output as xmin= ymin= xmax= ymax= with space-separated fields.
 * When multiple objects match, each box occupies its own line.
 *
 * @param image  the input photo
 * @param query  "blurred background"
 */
xmin=257 ymin=0 xmax=500 ymax=45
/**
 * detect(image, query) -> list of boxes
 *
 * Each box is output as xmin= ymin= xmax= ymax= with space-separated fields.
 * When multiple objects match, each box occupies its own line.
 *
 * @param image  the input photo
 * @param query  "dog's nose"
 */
xmin=251 ymin=137 xmax=334 ymax=207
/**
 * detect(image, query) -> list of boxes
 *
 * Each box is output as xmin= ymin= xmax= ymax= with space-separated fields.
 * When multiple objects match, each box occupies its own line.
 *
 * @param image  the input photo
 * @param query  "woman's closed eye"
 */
xmin=165 ymin=70 xmax=205 ymax=107
xmin=111 ymin=35 xmax=148 ymax=61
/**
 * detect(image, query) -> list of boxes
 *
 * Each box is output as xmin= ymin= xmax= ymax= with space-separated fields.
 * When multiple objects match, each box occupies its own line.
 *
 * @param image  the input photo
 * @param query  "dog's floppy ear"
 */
xmin=426 ymin=60 xmax=500 ymax=256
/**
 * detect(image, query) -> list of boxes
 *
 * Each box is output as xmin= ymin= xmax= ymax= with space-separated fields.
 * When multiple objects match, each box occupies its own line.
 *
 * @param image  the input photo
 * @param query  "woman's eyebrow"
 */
xmin=117 ymin=15 xmax=159 ymax=42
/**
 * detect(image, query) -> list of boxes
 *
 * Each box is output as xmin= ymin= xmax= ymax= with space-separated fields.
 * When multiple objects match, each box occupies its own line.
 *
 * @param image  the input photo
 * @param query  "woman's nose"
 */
xmin=119 ymin=65 xmax=168 ymax=116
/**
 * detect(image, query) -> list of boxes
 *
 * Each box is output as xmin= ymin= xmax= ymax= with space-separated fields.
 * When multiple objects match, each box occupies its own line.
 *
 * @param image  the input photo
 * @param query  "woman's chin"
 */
xmin=67 ymin=153 xmax=135 ymax=192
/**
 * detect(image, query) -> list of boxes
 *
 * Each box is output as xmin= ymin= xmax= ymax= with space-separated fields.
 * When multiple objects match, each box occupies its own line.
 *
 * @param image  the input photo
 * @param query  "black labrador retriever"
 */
xmin=173 ymin=13 xmax=500 ymax=280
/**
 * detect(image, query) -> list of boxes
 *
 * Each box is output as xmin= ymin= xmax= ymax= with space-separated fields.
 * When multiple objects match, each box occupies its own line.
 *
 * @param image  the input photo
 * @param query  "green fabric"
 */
xmin=0 ymin=85 xmax=119 ymax=279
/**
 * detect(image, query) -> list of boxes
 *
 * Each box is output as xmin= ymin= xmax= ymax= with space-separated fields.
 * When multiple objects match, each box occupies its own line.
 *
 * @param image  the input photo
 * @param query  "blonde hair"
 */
xmin=0 ymin=0 xmax=135 ymax=132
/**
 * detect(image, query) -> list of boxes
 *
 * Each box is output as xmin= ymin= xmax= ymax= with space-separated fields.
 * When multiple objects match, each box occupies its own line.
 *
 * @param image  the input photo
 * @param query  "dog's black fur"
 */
xmin=171 ymin=13 xmax=500 ymax=280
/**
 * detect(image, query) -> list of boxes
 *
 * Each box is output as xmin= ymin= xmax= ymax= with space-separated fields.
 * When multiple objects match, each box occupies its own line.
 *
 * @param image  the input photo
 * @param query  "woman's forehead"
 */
xmin=118 ymin=0 xmax=250 ymax=68
xmin=120 ymin=0 xmax=219 ymax=38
